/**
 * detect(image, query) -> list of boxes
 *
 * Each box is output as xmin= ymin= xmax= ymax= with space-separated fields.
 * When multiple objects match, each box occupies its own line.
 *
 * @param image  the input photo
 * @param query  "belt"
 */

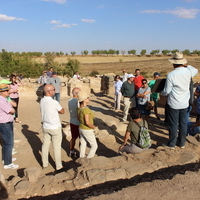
xmin=0 ymin=121 xmax=13 ymax=124
xmin=124 ymin=96 xmax=131 ymax=98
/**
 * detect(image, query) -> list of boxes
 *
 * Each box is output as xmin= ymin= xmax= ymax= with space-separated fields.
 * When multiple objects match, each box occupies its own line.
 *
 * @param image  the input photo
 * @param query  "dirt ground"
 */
xmin=0 ymin=88 xmax=199 ymax=200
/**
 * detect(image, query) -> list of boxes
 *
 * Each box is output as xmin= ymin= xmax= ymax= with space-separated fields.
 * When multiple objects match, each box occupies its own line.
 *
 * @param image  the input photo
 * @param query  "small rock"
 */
xmin=24 ymin=167 xmax=42 ymax=183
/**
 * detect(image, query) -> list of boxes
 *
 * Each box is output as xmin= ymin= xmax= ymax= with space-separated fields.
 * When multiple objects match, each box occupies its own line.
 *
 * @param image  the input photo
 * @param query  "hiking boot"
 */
xmin=4 ymin=163 xmax=19 ymax=169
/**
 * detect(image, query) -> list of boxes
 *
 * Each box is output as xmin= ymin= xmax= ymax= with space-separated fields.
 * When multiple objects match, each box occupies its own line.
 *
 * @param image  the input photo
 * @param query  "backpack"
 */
xmin=134 ymin=120 xmax=151 ymax=149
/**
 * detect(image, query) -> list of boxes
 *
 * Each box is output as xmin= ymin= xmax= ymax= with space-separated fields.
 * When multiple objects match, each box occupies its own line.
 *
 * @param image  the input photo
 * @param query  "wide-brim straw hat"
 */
xmin=78 ymin=90 xmax=89 ymax=102
xmin=168 ymin=52 xmax=187 ymax=64
xmin=0 ymin=83 xmax=9 ymax=91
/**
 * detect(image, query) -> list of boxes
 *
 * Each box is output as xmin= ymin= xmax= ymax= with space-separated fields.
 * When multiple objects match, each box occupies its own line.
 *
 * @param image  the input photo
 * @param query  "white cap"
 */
xmin=127 ymin=74 xmax=135 ymax=79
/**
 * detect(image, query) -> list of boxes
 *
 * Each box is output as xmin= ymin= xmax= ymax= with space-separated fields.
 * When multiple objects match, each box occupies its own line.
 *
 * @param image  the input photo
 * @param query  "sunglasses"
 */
xmin=142 ymin=82 xmax=147 ymax=84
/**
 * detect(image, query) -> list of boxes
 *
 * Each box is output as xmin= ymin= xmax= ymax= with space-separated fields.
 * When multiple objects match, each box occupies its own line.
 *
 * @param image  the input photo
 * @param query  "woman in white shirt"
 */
xmin=114 ymin=75 xmax=123 ymax=111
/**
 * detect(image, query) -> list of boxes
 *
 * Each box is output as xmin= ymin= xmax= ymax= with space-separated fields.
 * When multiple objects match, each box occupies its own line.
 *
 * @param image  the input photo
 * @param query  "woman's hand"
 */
xmin=119 ymin=145 xmax=124 ymax=151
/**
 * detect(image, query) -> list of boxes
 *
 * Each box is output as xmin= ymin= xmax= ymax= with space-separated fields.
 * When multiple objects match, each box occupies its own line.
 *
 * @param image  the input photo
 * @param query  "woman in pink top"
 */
xmin=9 ymin=75 xmax=21 ymax=123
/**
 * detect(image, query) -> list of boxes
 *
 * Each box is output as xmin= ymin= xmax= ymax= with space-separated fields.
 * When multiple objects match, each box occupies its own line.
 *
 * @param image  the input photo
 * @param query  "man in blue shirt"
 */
xmin=162 ymin=52 xmax=198 ymax=149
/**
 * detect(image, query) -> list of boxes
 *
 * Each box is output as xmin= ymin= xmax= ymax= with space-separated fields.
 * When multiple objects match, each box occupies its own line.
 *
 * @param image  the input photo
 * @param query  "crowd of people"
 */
xmin=0 ymin=52 xmax=199 ymax=171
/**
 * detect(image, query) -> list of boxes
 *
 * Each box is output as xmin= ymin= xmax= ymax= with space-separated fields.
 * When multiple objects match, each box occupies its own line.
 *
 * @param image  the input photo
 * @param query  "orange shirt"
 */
xmin=134 ymin=75 xmax=144 ymax=91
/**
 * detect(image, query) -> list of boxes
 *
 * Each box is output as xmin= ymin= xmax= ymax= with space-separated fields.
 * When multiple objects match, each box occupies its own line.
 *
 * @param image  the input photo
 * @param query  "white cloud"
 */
xmin=42 ymin=0 xmax=66 ymax=4
xmin=142 ymin=10 xmax=161 ymax=14
xmin=0 ymin=14 xmax=26 ymax=21
xmin=50 ymin=20 xmax=61 ymax=24
xmin=141 ymin=7 xmax=200 ymax=19
xmin=81 ymin=19 xmax=96 ymax=23
xmin=164 ymin=7 xmax=199 ymax=19
xmin=54 ymin=23 xmax=77 ymax=28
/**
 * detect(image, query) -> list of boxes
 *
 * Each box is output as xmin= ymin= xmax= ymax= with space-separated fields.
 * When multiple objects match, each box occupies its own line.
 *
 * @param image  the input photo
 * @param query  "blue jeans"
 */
xmin=167 ymin=106 xmax=187 ymax=147
xmin=0 ymin=122 xmax=14 ymax=165
xmin=186 ymin=105 xmax=192 ymax=123
xmin=187 ymin=122 xmax=200 ymax=136
xmin=53 ymin=93 xmax=60 ymax=102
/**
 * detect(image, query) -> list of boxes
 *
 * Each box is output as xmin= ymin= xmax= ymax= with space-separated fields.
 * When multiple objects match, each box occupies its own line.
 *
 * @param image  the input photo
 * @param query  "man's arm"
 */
xmin=119 ymin=130 xmax=131 ymax=150
xmin=162 ymin=76 xmax=172 ymax=96
xmin=9 ymin=108 xmax=15 ymax=114
xmin=187 ymin=65 xmax=198 ymax=77
xmin=121 ymin=82 xmax=125 ymax=95
xmin=58 ymin=108 xmax=65 ymax=114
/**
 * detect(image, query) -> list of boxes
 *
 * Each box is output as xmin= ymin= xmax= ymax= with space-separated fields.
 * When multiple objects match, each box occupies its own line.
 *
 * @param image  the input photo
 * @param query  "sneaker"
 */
xmin=12 ymin=149 xmax=17 ymax=155
xmin=2 ymin=158 xmax=16 ymax=164
xmin=180 ymin=146 xmax=185 ymax=149
xmin=4 ymin=163 xmax=19 ymax=169
xmin=162 ymin=144 xmax=175 ymax=150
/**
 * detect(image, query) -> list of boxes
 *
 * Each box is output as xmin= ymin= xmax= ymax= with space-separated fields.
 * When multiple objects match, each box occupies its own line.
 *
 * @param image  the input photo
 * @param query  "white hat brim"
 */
xmin=168 ymin=58 xmax=187 ymax=65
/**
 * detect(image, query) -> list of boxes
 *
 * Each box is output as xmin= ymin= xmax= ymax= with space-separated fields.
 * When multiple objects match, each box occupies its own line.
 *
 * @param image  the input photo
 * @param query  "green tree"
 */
xmin=71 ymin=51 xmax=76 ymax=56
xmin=192 ymin=50 xmax=200 ymax=55
xmin=128 ymin=49 xmax=136 ymax=55
xmin=140 ymin=49 xmax=146 ymax=55
xmin=115 ymin=50 xmax=119 ymax=55
xmin=44 ymin=52 xmax=55 ymax=67
xmin=182 ymin=49 xmax=191 ymax=55
xmin=150 ymin=50 xmax=160 ymax=55
xmin=64 ymin=58 xmax=80 ymax=77
xmin=162 ymin=50 xmax=171 ymax=55
xmin=83 ymin=50 xmax=89 ymax=56
xmin=171 ymin=49 xmax=179 ymax=54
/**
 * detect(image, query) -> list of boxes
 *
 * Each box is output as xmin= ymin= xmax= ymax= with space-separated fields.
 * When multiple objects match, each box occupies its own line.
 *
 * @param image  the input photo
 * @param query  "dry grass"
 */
xmin=34 ymin=55 xmax=200 ymax=80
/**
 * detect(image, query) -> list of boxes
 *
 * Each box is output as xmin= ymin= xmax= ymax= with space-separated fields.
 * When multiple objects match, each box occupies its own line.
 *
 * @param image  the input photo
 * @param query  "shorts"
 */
xmin=152 ymin=97 xmax=159 ymax=108
xmin=138 ymin=104 xmax=150 ymax=115
xmin=70 ymin=123 xmax=80 ymax=139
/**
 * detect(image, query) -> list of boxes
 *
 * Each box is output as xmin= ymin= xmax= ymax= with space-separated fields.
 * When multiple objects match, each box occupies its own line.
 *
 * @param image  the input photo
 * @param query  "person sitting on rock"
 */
xmin=187 ymin=120 xmax=200 ymax=136
xmin=119 ymin=107 xmax=150 ymax=154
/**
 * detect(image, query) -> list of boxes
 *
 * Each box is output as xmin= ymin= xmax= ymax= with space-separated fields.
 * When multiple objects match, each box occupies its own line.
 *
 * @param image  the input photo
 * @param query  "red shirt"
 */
xmin=134 ymin=75 xmax=144 ymax=91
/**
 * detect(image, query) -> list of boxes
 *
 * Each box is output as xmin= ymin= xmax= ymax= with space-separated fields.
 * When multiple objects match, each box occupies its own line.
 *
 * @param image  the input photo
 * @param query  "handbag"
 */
xmin=146 ymin=101 xmax=155 ymax=110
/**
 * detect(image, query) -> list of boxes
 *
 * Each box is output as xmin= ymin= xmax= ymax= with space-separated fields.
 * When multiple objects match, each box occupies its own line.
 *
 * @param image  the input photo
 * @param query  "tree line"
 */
xmin=1 ymin=48 xmax=200 ymax=78
xmin=2 ymin=49 xmax=200 ymax=57
xmin=0 ymin=49 xmax=80 ymax=78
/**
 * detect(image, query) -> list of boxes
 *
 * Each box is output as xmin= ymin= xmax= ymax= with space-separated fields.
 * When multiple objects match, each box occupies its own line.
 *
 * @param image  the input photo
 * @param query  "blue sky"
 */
xmin=0 ymin=0 xmax=200 ymax=54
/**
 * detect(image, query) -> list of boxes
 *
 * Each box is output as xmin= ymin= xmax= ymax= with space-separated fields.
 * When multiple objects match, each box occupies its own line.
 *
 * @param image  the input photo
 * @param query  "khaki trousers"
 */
xmin=123 ymin=97 xmax=136 ymax=121
xmin=42 ymin=127 xmax=63 ymax=170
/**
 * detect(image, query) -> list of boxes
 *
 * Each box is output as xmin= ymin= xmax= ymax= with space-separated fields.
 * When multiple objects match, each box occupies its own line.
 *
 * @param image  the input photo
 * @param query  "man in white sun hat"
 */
xmin=162 ymin=52 xmax=198 ymax=149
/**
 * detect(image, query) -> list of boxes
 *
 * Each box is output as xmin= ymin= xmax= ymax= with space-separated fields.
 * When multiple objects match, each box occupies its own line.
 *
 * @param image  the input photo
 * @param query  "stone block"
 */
xmin=186 ymin=135 xmax=200 ymax=146
xmin=24 ymin=167 xmax=42 ymax=183
xmin=54 ymin=171 xmax=72 ymax=181
xmin=86 ymin=169 xmax=106 ymax=185
xmin=15 ymin=180 xmax=30 ymax=195
xmin=125 ymin=163 xmax=153 ymax=178
xmin=89 ymin=156 xmax=114 ymax=169
xmin=151 ymin=161 xmax=168 ymax=170
xmin=105 ymin=168 xmax=126 ymax=181
xmin=179 ymin=152 xmax=196 ymax=164
xmin=73 ymin=177 xmax=90 ymax=189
